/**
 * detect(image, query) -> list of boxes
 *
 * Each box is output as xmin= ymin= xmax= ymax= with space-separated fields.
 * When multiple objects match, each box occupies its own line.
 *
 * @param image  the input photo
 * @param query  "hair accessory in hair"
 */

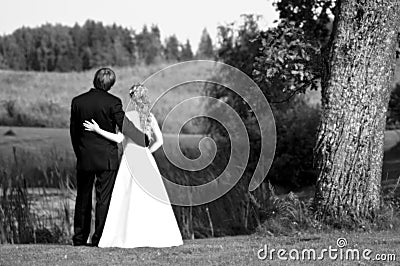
xmin=129 ymin=83 xmax=144 ymax=97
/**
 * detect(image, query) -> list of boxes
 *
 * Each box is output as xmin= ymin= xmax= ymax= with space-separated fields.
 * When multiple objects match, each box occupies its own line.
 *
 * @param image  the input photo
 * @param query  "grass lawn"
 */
xmin=0 ymin=231 xmax=399 ymax=265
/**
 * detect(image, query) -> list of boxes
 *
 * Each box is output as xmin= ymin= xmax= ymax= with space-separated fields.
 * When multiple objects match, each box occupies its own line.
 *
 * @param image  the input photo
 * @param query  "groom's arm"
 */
xmin=112 ymin=98 xmax=149 ymax=147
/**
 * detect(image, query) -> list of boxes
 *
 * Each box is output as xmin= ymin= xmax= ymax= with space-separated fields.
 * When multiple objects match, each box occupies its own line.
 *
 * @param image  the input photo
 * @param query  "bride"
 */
xmin=83 ymin=84 xmax=183 ymax=248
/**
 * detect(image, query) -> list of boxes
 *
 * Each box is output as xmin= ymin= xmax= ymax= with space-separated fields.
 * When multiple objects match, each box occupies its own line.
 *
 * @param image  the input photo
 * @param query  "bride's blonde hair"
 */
xmin=129 ymin=84 xmax=153 ymax=138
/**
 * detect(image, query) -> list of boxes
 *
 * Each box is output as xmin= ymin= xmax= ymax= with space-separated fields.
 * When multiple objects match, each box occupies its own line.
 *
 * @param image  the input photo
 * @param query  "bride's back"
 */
xmin=123 ymin=111 xmax=147 ymax=148
xmin=125 ymin=110 xmax=142 ymax=130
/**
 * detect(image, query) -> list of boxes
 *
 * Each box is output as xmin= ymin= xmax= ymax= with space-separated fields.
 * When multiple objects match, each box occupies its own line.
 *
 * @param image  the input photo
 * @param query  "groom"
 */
xmin=70 ymin=67 xmax=149 ymax=246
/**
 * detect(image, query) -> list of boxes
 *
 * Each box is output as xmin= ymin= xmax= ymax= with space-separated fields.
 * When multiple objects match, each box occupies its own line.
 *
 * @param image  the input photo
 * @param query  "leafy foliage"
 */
xmin=274 ymin=0 xmax=335 ymax=43
xmin=196 ymin=28 xmax=214 ymax=59
xmin=180 ymin=40 xmax=194 ymax=61
xmin=0 ymin=21 xmax=194 ymax=71
xmin=164 ymin=35 xmax=180 ymax=62
xmin=204 ymin=15 xmax=320 ymax=191
xmin=253 ymin=19 xmax=321 ymax=96
xmin=135 ymin=25 xmax=164 ymax=65
xmin=0 ymin=21 xmax=138 ymax=71
xmin=387 ymin=84 xmax=400 ymax=129
xmin=216 ymin=15 xmax=261 ymax=76
xmin=269 ymin=99 xmax=320 ymax=188
xmin=163 ymin=36 xmax=194 ymax=62
xmin=253 ymin=0 xmax=335 ymax=96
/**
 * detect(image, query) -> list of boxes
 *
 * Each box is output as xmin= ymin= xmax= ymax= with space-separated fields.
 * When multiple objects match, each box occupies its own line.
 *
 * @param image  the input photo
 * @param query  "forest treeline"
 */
xmin=0 ymin=20 xmax=214 ymax=72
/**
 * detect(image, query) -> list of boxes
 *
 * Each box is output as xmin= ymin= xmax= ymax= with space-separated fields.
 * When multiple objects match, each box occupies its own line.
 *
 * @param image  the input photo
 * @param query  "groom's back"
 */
xmin=71 ymin=88 xmax=121 ymax=171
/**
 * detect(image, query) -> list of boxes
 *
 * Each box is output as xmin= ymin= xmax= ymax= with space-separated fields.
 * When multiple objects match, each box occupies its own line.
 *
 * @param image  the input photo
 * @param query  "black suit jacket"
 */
xmin=70 ymin=88 xmax=148 ymax=171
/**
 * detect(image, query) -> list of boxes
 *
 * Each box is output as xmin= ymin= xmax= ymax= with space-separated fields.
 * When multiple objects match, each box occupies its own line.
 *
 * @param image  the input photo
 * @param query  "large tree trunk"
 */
xmin=314 ymin=0 xmax=400 ymax=220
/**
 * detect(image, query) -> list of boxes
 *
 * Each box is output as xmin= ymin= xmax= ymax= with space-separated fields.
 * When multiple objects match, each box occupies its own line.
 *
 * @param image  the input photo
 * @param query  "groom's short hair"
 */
xmin=93 ymin=68 xmax=116 ymax=91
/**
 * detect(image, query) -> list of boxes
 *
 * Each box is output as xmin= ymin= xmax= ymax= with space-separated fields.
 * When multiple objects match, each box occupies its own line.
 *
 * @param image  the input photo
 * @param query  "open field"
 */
xmin=0 ymin=126 xmax=203 ymax=161
xmin=1 ymin=60 xmax=399 ymax=131
xmin=0 ymin=64 xmax=211 ymax=132
xmin=0 ymin=126 xmax=205 ymax=184
xmin=0 ymin=231 xmax=399 ymax=265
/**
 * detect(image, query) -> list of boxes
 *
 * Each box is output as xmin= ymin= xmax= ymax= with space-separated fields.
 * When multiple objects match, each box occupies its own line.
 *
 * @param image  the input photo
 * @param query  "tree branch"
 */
xmin=270 ymin=77 xmax=320 ymax=104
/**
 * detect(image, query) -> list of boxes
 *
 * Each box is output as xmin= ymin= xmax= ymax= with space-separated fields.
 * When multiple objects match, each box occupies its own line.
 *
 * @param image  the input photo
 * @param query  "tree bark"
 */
xmin=314 ymin=0 xmax=400 ymax=220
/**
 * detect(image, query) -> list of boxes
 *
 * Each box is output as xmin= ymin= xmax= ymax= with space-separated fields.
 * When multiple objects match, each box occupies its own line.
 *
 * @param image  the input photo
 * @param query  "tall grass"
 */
xmin=1 ymin=146 xmax=399 ymax=244
xmin=255 ymin=177 xmax=400 ymax=236
xmin=0 ymin=147 xmax=74 ymax=244
xmin=0 ymin=144 xmax=279 ymax=244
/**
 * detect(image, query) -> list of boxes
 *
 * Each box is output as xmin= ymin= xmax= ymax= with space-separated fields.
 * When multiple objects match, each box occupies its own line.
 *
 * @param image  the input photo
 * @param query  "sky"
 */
xmin=0 ymin=0 xmax=279 ymax=50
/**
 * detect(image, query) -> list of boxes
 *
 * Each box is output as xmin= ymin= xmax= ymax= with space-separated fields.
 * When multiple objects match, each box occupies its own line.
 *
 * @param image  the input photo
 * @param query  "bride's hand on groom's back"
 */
xmin=83 ymin=119 xmax=100 ymax=133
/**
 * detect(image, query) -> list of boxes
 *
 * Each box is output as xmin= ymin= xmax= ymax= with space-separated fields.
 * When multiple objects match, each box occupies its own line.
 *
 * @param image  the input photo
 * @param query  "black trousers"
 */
xmin=72 ymin=169 xmax=117 ymax=246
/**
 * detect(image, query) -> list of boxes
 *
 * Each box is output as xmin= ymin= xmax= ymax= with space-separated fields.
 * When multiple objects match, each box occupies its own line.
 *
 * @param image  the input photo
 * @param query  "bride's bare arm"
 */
xmin=83 ymin=119 xmax=124 ymax=143
xmin=148 ymin=114 xmax=163 ymax=153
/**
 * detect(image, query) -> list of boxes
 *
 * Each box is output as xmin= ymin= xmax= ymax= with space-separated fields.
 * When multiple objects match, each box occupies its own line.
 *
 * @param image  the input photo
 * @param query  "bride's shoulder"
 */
xmin=149 ymin=112 xmax=158 ymax=122
xmin=126 ymin=109 xmax=138 ymax=115
xmin=126 ymin=110 xmax=139 ymax=118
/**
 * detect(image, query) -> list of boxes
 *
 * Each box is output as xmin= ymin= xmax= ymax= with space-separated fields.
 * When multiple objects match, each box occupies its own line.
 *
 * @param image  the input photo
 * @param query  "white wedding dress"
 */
xmin=98 ymin=111 xmax=183 ymax=248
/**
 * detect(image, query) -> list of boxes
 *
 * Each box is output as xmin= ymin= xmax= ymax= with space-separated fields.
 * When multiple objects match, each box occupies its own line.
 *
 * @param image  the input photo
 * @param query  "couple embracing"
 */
xmin=70 ymin=68 xmax=183 ymax=248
